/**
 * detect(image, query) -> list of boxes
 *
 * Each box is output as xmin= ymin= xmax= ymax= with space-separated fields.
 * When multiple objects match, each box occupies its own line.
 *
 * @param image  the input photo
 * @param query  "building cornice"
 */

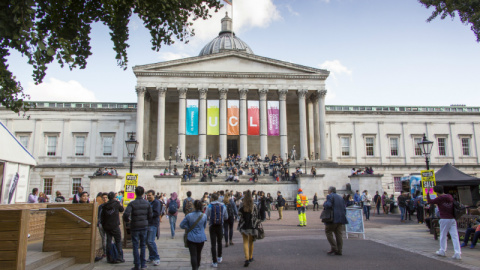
xmin=134 ymin=71 xmax=328 ymax=80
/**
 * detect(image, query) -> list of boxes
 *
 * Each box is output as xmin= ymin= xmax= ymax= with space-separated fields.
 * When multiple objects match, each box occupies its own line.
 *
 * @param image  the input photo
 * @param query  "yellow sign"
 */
xmin=421 ymin=170 xmax=437 ymax=202
xmin=123 ymin=173 xmax=138 ymax=207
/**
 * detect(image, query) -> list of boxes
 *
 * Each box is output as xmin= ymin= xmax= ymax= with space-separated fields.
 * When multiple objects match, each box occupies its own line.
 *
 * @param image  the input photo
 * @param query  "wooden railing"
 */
xmin=0 ymin=209 xmax=29 ymax=270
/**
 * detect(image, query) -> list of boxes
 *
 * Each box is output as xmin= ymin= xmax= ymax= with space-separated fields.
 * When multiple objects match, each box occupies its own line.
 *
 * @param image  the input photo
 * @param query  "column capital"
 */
xmin=198 ymin=87 xmax=208 ymax=99
xmin=238 ymin=88 xmax=249 ymax=99
xmin=318 ymin=89 xmax=327 ymax=97
xmin=178 ymin=87 xmax=188 ymax=98
xmin=297 ymin=89 xmax=308 ymax=99
xmin=278 ymin=89 xmax=288 ymax=101
xmin=135 ymin=86 xmax=146 ymax=95
xmin=156 ymin=86 xmax=167 ymax=97
xmin=219 ymin=88 xmax=229 ymax=100
xmin=258 ymin=88 xmax=268 ymax=101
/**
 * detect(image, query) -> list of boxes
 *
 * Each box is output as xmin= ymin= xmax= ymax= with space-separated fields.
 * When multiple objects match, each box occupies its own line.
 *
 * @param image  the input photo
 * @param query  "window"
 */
xmin=437 ymin=137 xmax=447 ymax=156
xmin=43 ymin=178 xmax=53 ymax=195
xmin=72 ymin=178 xmax=82 ymax=195
xmin=47 ymin=136 xmax=57 ymax=156
xmin=19 ymin=135 xmax=29 ymax=148
xmin=75 ymin=136 xmax=86 ymax=156
xmin=414 ymin=137 xmax=422 ymax=156
xmin=461 ymin=138 xmax=470 ymax=156
xmin=365 ymin=137 xmax=374 ymax=156
xmin=390 ymin=137 xmax=399 ymax=156
xmin=394 ymin=177 xmax=402 ymax=192
xmin=102 ymin=136 xmax=114 ymax=156
xmin=341 ymin=137 xmax=350 ymax=156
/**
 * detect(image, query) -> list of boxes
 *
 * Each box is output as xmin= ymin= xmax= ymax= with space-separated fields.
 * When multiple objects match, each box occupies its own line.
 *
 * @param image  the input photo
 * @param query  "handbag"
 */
xmin=184 ymin=213 xmax=204 ymax=248
xmin=320 ymin=195 xmax=334 ymax=223
xmin=256 ymin=223 xmax=265 ymax=240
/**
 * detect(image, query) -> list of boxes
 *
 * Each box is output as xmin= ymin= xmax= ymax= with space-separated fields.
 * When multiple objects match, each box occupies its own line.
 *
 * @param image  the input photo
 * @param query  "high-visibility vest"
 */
xmin=296 ymin=194 xmax=308 ymax=207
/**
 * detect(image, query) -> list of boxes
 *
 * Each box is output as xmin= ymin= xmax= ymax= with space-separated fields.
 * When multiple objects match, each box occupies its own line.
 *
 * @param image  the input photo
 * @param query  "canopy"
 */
xmin=435 ymin=163 xmax=480 ymax=186
xmin=0 ymin=121 xmax=36 ymax=166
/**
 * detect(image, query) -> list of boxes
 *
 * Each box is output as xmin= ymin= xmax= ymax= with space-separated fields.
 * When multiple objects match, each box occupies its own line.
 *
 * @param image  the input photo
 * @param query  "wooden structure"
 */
xmin=0 ymin=209 xmax=29 ymax=270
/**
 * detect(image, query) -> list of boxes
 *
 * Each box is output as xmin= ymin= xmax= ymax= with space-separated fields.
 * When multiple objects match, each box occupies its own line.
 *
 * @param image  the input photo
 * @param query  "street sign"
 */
xmin=123 ymin=173 xmax=138 ymax=207
xmin=421 ymin=169 xmax=436 ymax=202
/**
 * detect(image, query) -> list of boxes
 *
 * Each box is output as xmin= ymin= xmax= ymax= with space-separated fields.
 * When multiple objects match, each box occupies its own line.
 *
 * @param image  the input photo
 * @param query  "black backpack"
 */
xmin=453 ymin=199 xmax=466 ymax=220
xmin=210 ymin=204 xmax=223 ymax=225
xmin=226 ymin=202 xmax=235 ymax=220
xmin=168 ymin=200 xmax=178 ymax=215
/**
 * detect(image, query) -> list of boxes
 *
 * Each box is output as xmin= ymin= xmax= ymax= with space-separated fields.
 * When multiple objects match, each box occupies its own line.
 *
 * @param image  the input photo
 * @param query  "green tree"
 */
xmin=419 ymin=0 xmax=480 ymax=42
xmin=0 ymin=0 xmax=222 ymax=113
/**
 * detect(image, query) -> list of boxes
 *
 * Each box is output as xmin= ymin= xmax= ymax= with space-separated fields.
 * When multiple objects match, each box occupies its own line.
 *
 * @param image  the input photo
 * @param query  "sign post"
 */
xmin=421 ymin=169 xmax=436 ymax=202
xmin=123 ymin=173 xmax=138 ymax=207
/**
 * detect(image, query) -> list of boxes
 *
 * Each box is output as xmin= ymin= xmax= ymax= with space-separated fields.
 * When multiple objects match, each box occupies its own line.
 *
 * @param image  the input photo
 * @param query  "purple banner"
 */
xmin=267 ymin=101 xmax=279 ymax=136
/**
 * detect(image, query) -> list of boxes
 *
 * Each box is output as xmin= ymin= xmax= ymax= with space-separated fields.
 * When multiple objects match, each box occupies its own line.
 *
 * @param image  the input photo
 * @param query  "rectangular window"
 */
xmin=437 ymin=137 xmax=446 ymax=156
xmin=462 ymin=138 xmax=470 ymax=156
xmin=43 ymin=178 xmax=53 ymax=196
xmin=365 ymin=137 xmax=374 ymax=156
xmin=390 ymin=137 xmax=399 ymax=156
xmin=47 ymin=136 xmax=57 ymax=156
xmin=394 ymin=177 xmax=402 ymax=192
xmin=75 ymin=136 xmax=85 ymax=156
xmin=414 ymin=137 xmax=422 ymax=156
xmin=19 ymin=135 xmax=29 ymax=148
xmin=103 ymin=136 xmax=113 ymax=156
xmin=341 ymin=137 xmax=350 ymax=156
xmin=72 ymin=178 xmax=82 ymax=195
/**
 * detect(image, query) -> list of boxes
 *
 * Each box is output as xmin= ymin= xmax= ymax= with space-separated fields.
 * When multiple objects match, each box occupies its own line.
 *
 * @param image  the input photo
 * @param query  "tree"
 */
xmin=419 ymin=0 xmax=480 ymax=42
xmin=0 ymin=0 xmax=222 ymax=113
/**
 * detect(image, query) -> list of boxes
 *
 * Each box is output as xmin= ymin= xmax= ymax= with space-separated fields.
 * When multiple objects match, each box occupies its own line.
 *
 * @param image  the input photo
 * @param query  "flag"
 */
xmin=227 ymin=100 xmax=239 ymax=135
xmin=8 ymin=172 xmax=19 ymax=204
xmin=186 ymin=100 xmax=199 ymax=135
xmin=247 ymin=101 xmax=259 ymax=135
xmin=207 ymin=100 xmax=220 ymax=135
xmin=267 ymin=101 xmax=280 ymax=136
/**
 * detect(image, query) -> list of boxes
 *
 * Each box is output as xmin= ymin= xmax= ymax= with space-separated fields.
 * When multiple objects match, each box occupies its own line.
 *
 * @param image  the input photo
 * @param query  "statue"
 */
xmin=175 ymin=146 xmax=182 ymax=162
xmin=290 ymin=145 xmax=296 ymax=162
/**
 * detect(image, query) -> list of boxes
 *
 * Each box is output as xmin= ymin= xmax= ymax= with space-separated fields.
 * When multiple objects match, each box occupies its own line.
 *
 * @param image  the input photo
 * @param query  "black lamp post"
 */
xmin=169 ymin=144 xmax=172 ymax=173
xmin=304 ymin=157 xmax=307 ymax=175
xmin=125 ymin=133 xmax=139 ymax=173
xmin=418 ymin=133 xmax=434 ymax=170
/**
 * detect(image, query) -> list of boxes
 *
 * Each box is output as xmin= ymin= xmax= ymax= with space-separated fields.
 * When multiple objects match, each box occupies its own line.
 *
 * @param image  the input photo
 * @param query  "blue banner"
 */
xmin=186 ymin=99 xmax=199 ymax=135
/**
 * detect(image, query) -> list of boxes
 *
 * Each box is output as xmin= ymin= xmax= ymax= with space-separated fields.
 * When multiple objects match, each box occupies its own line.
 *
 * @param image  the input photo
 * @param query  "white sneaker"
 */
xmin=217 ymin=257 xmax=223 ymax=263
xmin=211 ymin=262 xmax=218 ymax=268
xmin=153 ymin=260 xmax=161 ymax=266
xmin=452 ymin=253 xmax=461 ymax=260
xmin=436 ymin=250 xmax=446 ymax=257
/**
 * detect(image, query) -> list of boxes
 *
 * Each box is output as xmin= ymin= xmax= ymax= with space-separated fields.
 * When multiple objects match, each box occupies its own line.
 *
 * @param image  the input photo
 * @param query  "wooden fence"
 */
xmin=0 ymin=209 xmax=29 ymax=270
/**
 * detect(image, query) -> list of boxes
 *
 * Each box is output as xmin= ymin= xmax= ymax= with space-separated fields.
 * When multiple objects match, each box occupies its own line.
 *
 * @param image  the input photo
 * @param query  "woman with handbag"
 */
xmin=180 ymin=200 xmax=207 ymax=270
xmin=238 ymin=190 xmax=262 ymax=267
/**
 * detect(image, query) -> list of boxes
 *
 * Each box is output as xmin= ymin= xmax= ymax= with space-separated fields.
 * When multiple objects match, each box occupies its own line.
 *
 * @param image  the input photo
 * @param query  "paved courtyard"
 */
xmin=93 ymin=209 xmax=479 ymax=270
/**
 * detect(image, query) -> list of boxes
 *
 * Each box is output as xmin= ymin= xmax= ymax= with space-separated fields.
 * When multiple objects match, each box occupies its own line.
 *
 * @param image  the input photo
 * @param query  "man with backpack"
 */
xmin=206 ymin=193 xmax=228 ymax=268
xmin=276 ymin=191 xmax=285 ymax=220
xmin=146 ymin=190 xmax=161 ymax=266
xmin=101 ymin=192 xmax=125 ymax=264
xmin=166 ymin=192 xmax=181 ymax=239
xmin=183 ymin=191 xmax=195 ymax=215
xmin=224 ymin=193 xmax=237 ymax=247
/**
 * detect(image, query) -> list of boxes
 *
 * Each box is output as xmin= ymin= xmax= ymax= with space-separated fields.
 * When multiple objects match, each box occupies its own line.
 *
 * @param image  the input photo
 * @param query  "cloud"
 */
xmin=25 ymin=78 xmax=99 ymax=102
xmin=319 ymin=0 xmax=331 ymax=3
xmin=158 ymin=51 xmax=192 ymax=61
xmin=319 ymin=60 xmax=352 ymax=76
xmin=285 ymin=5 xmax=300 ymax=16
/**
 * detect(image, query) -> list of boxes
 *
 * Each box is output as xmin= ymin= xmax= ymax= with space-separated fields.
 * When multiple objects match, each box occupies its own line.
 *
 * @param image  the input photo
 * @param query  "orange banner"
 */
xmin=227 ymin=100 xmax=239 ymax=135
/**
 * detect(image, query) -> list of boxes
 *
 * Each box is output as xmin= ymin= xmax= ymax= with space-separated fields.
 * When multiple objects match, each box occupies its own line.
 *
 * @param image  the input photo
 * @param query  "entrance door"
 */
xmin=227 ymin=140 xmax=238 ymax=156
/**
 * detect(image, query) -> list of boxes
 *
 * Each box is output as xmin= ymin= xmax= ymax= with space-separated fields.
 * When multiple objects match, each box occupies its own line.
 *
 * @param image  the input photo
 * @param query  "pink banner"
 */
xmin=267 ymin=101 xmax=279 ymax=136
xmin=247 ymin=101 xmax=259 ymax=135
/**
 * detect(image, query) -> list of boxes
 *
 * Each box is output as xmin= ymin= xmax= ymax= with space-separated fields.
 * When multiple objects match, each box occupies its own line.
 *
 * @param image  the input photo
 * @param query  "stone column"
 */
xmin=239 ymin=88 xmax=249 ymax=160
xmin=297 ymin=89 xmax=309 ymax=160
xmin=198 ymin=87 xmax=208 ymax=160
xmin=259 ymin=88 xmax=269 ymax=159
xmin=307 ymin=98 xmax=315 ymax=160
xmin=155 ymin=86 xmax=167 ymax=161
xmin=134 ymin=86 xmax=146 ymax=162
xmin=314 ymin=93 xmax=320 ymax=160
xmin=319 ymin=89 xmax=327 ymax=160
xmin=219 ymin=87 xmax=228 ymax=160
xmin=177 ymin=87 xmax=188 ymax=161
xmin=279 ymin=89 xmax=288 ymax=160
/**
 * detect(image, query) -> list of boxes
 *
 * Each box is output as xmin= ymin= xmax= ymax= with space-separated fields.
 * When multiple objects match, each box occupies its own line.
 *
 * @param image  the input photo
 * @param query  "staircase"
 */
xmin=26 ymin=251 xmax=92 ymax=270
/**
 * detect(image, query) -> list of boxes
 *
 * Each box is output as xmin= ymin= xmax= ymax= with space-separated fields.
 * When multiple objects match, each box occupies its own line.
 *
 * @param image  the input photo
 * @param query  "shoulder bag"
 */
xmin=320 ymin=195 xmax=334 ymax=223
xmin=184 ymin=213 xmax=204 ymax=248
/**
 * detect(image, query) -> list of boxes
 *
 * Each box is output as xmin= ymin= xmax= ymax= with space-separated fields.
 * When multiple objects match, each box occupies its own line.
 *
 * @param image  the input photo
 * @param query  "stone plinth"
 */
xmin=89 ymin=175 xmax=124 ymax=196
xmin=348 ymin=174 xmax=385 ymax=194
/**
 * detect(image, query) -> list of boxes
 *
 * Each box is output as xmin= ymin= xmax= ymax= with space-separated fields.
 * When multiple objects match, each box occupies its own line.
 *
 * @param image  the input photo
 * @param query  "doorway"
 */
xmin=227 ymin=139 xmax=238 ymax=156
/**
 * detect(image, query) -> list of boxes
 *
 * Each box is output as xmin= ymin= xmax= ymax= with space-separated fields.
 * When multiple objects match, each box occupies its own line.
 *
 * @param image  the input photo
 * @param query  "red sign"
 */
xmin=247 ymin=101 xmax=259 ymax=135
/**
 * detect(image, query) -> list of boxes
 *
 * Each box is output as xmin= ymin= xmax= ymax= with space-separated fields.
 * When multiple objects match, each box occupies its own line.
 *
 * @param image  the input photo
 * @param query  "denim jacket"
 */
xmin=180 ymin=211 xmax=207 ymax=243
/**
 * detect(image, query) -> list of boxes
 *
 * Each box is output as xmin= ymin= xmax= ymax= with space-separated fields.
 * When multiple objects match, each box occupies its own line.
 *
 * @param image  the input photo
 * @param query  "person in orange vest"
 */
xmin=296 ymin=189 xmax=309 ymax=227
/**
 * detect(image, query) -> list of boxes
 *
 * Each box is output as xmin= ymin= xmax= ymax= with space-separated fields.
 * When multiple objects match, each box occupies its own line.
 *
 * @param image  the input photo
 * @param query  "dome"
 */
xmin=198 ymin=13 xmax=254 ymax=56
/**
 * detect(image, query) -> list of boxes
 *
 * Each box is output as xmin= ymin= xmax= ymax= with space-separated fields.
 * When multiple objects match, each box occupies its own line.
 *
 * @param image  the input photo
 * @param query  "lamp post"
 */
xmin=304 ymin=157 xmax=307 ymax=175
xmin=125 ymin=133 xmax=139 ymax=173
xmin=417 ymin=133 xmax=434 ymax=170
xmin=169 ymin=144 xmax=172 ymax=173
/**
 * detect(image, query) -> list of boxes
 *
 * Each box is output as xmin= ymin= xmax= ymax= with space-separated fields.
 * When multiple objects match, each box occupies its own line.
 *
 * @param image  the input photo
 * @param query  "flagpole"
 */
xmin=231 ymin=1 xmax=234 ymax=41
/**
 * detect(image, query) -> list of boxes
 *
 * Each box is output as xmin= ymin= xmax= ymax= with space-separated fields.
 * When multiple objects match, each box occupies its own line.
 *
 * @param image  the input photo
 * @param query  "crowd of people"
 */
xmin=94 ymin=167 xmax=119 ymax=176
xmin=350 ymin=167 xmax=374 ymax=175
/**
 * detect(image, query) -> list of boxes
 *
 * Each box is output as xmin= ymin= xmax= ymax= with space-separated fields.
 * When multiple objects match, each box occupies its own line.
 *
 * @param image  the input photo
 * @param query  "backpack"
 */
xmin=185 ymin=198 xmax=194 ymax=215
xmin=210 ymin=204 xmax=223 ymax=225
xmin=168 ymin=200 xmax=178 ymax=215
xmin=226 ymin=202 xmax=235 ymax=221
xmin=453 ymin=199 xmax=466 ymax=220
xmin=107 ymin=242 xmax=119 ymax=263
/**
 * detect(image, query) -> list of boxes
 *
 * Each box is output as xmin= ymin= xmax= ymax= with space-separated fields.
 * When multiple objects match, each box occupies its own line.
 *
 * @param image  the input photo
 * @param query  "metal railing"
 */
xmin=33 ymin=207 xmax=91 ymax=227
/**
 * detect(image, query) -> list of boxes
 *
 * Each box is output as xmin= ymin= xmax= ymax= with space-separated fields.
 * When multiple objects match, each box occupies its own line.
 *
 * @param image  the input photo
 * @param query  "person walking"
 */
xmin=238 ymin=190 xmax=261 ymax=267
xmin=414 ymin=190 xmax=425 ymax=224
xmin=427 ymin=185 xmax=461 ymax=260
xmin=180 ymin=200 xmax=208 ymax=270
xmin=166 ymin=192 xmax=180 ymax=239
xmin=265 ymin=193 xmax=273 ymax=219
xmin=373 ymin=191 xmax=381 ymax=215
xmin=296 ymin=189 xmax=309 ymax=227
xmin=362 ymin=190 xmax=372 ymax=221
xmin=223 ymin=193 xmax=237 ymax=247
xmin=259 ymin=191 xmax=267 ymax=222
xmin=276 ymin=191 xmax=285 ymax=220
xmin=101 ymin=192 xmax=125 ymax=264
xmin=97 ymin=193 xmax=108 ymax=259
xmin=382 ymin=192 xmax=388 ymax=214
xmin=206 ymin=193 xmax=228 ymax=268
xmin=323 ymin=186 xmax=348 ymax=256
xmin=146 ymin=190 xmax=161 ymax=266
xmin=398 ymin=192 xmax=407 ymax=222
xmin=313 ymin=193 xmax=319 ymax=211
xmin=183 ymin=191 xmax=195 ymax=216
xmin=123 ymin=186 xmax=152 ymax=270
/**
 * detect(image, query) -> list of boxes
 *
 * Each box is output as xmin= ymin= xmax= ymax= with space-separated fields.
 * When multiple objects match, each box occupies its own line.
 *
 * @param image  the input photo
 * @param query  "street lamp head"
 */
xmin=418 ymin=133 xmax=434 ymax=157
xmin=125 ymin=133 xmax=139 ymax=157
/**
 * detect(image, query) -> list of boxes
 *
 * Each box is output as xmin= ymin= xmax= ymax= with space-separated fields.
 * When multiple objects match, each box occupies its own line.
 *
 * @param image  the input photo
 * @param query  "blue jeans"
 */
xmin=169 ymin=215 xmax=177 ymax=237
xmin=363 ymin=205 xmax=371 ymax=220
xmin=464 ymin=228 xmax=480 ymax=246
xmin=399 ymin=206 xmax=406 ymax=221
xmin=131 ymin=229 xmax=148 ymax=268
xmin=147 ymin=226 xmax=160 ymax=261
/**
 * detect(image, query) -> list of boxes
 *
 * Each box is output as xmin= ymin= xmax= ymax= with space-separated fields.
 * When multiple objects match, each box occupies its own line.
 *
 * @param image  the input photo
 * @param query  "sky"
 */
xmin=6 ymin=0 xmax=480 ymax=106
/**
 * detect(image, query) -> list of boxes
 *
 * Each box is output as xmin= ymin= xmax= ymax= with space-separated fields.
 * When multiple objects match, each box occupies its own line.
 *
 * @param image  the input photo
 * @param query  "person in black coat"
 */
xmin=323 ymin=186 xmax=348 ymax=256
xmin=146 ymin=190 xmax=161 ymax=265
xmin=101 ymin=192 xmax=125 ymax=263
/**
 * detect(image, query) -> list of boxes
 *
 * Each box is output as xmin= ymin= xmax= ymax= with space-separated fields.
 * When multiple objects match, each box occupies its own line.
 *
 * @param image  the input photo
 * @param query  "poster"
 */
xmin=123 ymin=173 xmax=138 ymax=207
xmin=345 ymin=207 xmax=365 ymax=239
xmin=186 ymin=99 xmax=199 ymax=135
xmin=207 ymin=100 xmax=219 ymax=135
xmin=267 ymin=101 xmax=279 ymax=136
xmin=227 ymin=100 xmax=239 ymax=135
xmin=8 ymin=172 xmax=19 ymax=204
xmin=247 ymin=100 xmax=259 ymax=135
xmin=421 ymin=169 xmax=437 ymax=202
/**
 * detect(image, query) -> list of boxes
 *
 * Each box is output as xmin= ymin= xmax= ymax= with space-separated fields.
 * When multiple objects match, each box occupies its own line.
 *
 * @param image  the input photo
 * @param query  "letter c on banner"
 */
xmin=229 ymin=116 xmax=238 ymax=126
xmin=209 ymin=117 xmax=218 ymax=127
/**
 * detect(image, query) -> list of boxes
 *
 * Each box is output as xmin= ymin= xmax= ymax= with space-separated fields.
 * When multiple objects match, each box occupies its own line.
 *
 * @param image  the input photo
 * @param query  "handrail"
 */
xmin=32 ymin=207 xmax=92 ymax=227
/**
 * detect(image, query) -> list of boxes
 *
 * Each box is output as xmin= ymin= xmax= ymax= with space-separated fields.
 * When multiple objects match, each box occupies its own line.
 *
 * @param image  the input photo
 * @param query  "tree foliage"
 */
xmin=0 ymin=0 xmax=222 ymax=113
xmin=419 ymin=0 xmax=480 ymax=42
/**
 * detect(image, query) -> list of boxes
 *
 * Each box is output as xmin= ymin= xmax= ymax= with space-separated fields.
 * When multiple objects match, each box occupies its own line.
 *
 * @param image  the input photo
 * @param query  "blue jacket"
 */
xmin=206 ymin=201 xmax=228 ymax=226
xmin=323 ymin=192 xmax=348 ymax=225
xmin=180 ymin=211 xmax=207 ymax=243
xmin=353 ymin=193 xmax=361 ymax=203
xmin=148 ymin=199 xmax=161 ymax=227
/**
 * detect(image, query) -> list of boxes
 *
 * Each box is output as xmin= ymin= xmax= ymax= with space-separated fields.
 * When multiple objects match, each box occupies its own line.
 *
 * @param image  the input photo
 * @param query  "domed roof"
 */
xmin=198 ymin=13 xmax=254 ymax=56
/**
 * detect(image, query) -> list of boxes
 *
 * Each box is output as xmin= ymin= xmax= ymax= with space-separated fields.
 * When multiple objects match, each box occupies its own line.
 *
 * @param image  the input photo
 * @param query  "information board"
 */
xmin=345 ymin=207 xmax=365 ymax=239
xmin=123 ymin=173 xmax=138 ymax=207
xmin=421 ymin=170 xmax=436 ymax=202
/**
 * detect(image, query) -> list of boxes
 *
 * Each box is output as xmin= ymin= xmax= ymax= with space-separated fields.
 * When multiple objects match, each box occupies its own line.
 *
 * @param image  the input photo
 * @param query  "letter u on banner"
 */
xmin=207 ymin=100 xmax=219 ymax=135
xmin=227 ymin=100 xmax=239 ymax=135
xmin=267 ymin=101 xmax=280 ymax=136
xmin=186 ymin=99 xmax=199 ymax=135
xmin=247 ymin=100 xmax=259 ymax=135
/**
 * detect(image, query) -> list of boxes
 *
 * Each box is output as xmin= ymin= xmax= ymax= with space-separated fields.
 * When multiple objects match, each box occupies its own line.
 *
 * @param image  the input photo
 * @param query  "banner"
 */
xmin=186 ymin=99 xmax=199 ymax=135
xmin=247 ymin=101 xmax=259 ymax=135
xmin=207 ymin=100 xmax=219 ymax=135
xmin=421 ymin=169 xmax=437 ymax=202
xmin=227 ymin=100 xmax=239 ymax=135
xmin=267 ymin=101 xmax=280 ymax=136
xmin=8 ymin=172 xmax=19 ymax=204
xmin=123 ymin=173 xmax=138 ymax=207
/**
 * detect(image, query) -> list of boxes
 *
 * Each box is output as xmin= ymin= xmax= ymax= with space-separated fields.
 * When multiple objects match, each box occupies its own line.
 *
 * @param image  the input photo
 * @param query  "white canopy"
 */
xmin=0 ymin=121 xmax=36 ymax=166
